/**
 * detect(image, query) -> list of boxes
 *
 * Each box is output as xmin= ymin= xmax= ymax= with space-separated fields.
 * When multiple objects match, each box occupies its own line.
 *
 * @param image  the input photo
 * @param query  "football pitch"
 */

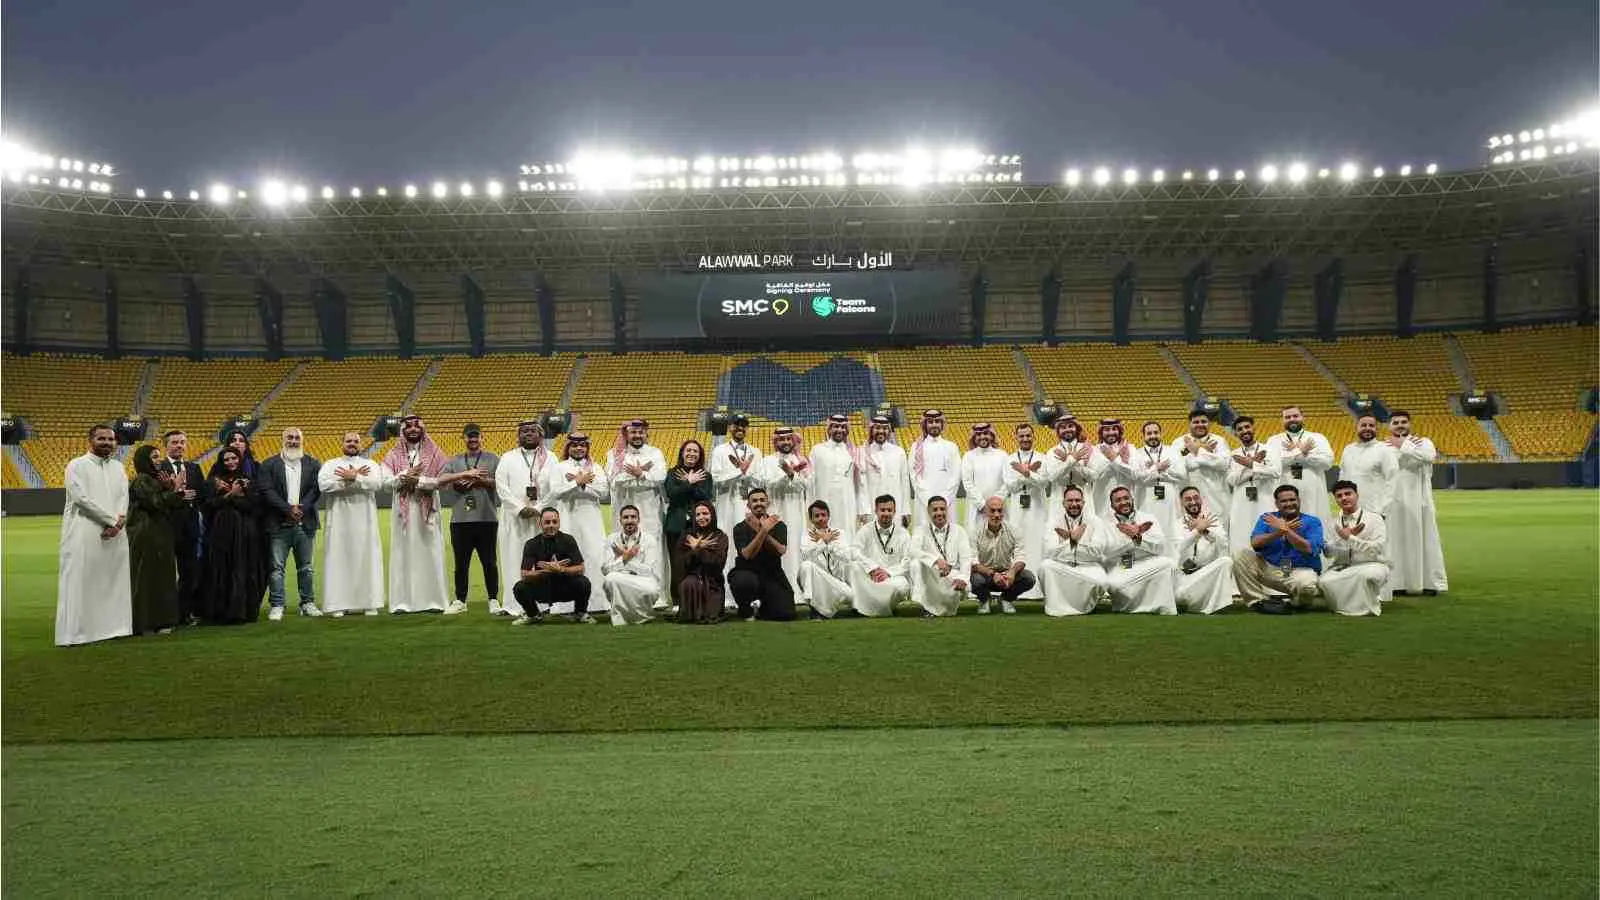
xmin=3 ymin=490 xmax=1596 ymax=896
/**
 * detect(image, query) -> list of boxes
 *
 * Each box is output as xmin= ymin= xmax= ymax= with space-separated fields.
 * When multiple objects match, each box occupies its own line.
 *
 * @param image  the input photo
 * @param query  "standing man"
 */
xmin=1384 ymin=411 xmax=1447 ymax=596
xmin=757 ymin=427 xmax=810 ymax=594
xmin=1001 ymin=423 xmax=1049 ymax=598
xmin=711 ymin=414 xmax=764 ymax=558
xmin=1339 ymin=414 xmax=1397 ymax=516
xmin=439 ymin=424 xmax=500 ymax=616
xmin=1320 ymin=480 xmax=1390 ymax=616
xmin=381 ymin=415 xmax=463 ymax=614
xmin=960 ymin=424 xmax=1008 ymax=531
xmin=160 ymin=429 xmax=206 ymax=625
xmin=1225 ymin=416 xmax=1280 ymax=555
xmin=544 ymin=432 xmax=610 ymax=614
xmin=1268 ymin=405 xmax=1336 ymax=518
xmin=601 ymin=505 xmax=662 ymax=625
xmin=859 ymin=415 xmax=911 ymax=527
xmin=810 ymin=414 xmax=861 ymax=531
xmin=729 ymin=487 xmax=796 ymax=621
xmin=968 ymin=496 xmax=1035 ymax=615
xmin=1173 ymin=486 xmax=1233 ymax=615
xmin=512 ymin=508 xmax=594 ymax=624
xmin=1232 ymin=485 xmax=1326 ymax=615
xmin=1170 ymin=410 xmax=1231 ymax=519
xmin=1130 ymin=420 xmax=1185 ymax=559
xmin=1098 ymin=486 xmax=1179 ymax=615
xmin=494 ymin=419 xmax=554 ymax=617
xmin=317 ymin=432 xmax=386 ymax=617
xmin=1046 ymin=415 xmax=1106 ymax=518
xmin=1090 ymin=419 xmax=1137 ymax=513
xmin=799 ymin=500 xmax=854 ymax=619
xmin=606 ymin=420 xmax=667 ymax=576
xmin=57 ymin=423 xmax=132 ymax=646
xmin=258 ymin=426 xmax=323 ymax=621
xmin=851 ymin=494 xmax=915 ymax=617
xmin=910 ymin=409 xmax=961 ymax=532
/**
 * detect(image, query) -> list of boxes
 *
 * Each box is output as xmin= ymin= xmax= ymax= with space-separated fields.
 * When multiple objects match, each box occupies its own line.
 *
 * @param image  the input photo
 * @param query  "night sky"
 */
xmin=3 ymin=0 xmax=1596 ymax=191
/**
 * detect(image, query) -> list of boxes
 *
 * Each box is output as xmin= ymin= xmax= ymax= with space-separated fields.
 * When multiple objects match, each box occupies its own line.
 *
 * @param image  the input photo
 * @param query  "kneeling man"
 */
xmin=1039 ymin=486 xmax=1109 ymax=617
xmin=800 ymin=500 xmax=854 ymax=619
xmin=729 ymin=488 xmax=797 ymax=621
xmin=969 ymin=496 xmax=1035 ymax=614
xmin=513 ymin=508 xmax=594 ymax=624
xmin=1232 ymin=484 xmax=1324 ymax=615
xmin=851 ymin=494 xmax=914 ymax=617
xmin=910 ymin=496 xmax=973 ymax=617
xmin=1100 ymin=486 xmax=1178 ymax=615
xmin=1317 ymin=479 xmax=1390 ymax=616
xmin=1174 ymin=486 xmax=1234 ymax=615
xmin=602 ymin=504 xmax=662 ymax=625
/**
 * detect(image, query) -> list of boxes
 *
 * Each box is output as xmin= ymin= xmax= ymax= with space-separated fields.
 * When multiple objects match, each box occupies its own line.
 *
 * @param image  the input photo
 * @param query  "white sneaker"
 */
xmin=1001 ymin=600 xmax=1017 ymax=615
xmin=576 ymin=613 xmax=597 ymax=624
xmin=513 ymin=614 xmax=534 ymax=626
xmin=299 ymin=603 xmax=324 ymax=617
xmin=652 ymin=598 xmax=670 ymax=611
xmin=487 ymin=602 xmax=504 ymax=617
xmin=444 ymin=600 xmax=468 ymax=616
xmin=268 ymin=606 xmax=285 ymax=622
xmin=365 ymin=609 xmax=381 ymax=616
xmin=330 ymin=611 xmax=346 ymax=619
xmin=977 ymin=599 xmax=991 ymax=615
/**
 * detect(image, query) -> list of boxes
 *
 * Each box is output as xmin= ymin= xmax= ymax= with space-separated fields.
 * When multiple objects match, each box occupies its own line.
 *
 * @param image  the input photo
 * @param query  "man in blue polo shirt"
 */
xmin=1232 ymin=484 xmax=1324 ymax=615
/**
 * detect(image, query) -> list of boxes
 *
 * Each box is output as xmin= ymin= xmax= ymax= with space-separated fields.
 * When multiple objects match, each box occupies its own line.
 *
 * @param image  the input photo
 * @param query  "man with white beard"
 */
xmin=606 ymin=419 xmax=668 ymax=587
xmin=959 ymin=423 xmax=1008 ymax=530
xmin=1384 ymin=411 xmax=1447 ymax=596
xmin=1045 ymin=415 xmax=1106 ymax=518
xmin=56 ymin=423 xmax=132 ymax=646
xmin=1319 ymin=480 xmax=1390 ymax=616
xmin=1098 ymin=486 xmax=1179 ymax=615
xmin=1173 ymin=486 xmax=1233 ymax=615
xmin=317 ymin=431 xmax=386 ymax=617
xmin=601 ymin=504 xmax=662 ymax=625
xmin=710 ymin=414 xmax=763 ymax=562
xmin=495 ymin=419 xmax=555 ymax=617
xmin=969 ymin=496 xmax=1036 ymax=615
xmin=858 ymin=415 xmax=911 ymax=528
xmin=1000 ymin=423 xmax=1049 ymax=598
xmin=1038 ymin=485 xmax=1110 ymax=617
xmin=909 ymin=497 xmax=974 ymax=617
xmin=799 ymin=500 xmax=854 ymax=619
xmin=381 ymin=415 xmax=480 ymax=615
xmin=909 ymin=409 xmax=961 ymax=532
xmin=810 ymin=414 xmax=861 ymax=530
xmin=258 ymin=426 xmax=323 ymax=620
xmin=1339 ymin=413 xmax=1397 ymax=517
xmin=757 ymin=427 xmax=811 ymax=592
xmin=544 ymin=432 xmax=610 ymax=614
xmin=1267 ymin=405 xmax=1335 ymax=519
xmin=1225 ymin=415 xmax=1280 ymax=556
xmin=1170 ymin=410 xmax=1231 ymax=518
xmin=850 ymin=494 xmax=914 ymax=617
xmin=1130 ymin=420 xmax=1185 ymax=558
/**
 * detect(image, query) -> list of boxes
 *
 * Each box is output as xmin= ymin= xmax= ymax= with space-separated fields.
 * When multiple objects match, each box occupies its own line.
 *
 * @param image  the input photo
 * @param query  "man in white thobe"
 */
xmin=710 ymin=414 xmax=763 ymax=572
xmin=1339 ymin=414 xmax=1398 ymax=517
xmin=810 ymin=414 xmax=861 ymax=530
xmin=1038 ymin=485 xmax=1110 ymax=617
xmin=799 ymin=499 xmax=854 ymax=619
xmin=56 ymin=424 xmax=132 ymax=646
xmin=381 ymin=415 xmax=477 ymax=614
xmin=1000 ymin=423 xmax=1049 ymax=599
xmin=910 ymin=409 xmax=962 ymax=532
xmin=495 ymin=419 xmax=556 ymax=617
xmin=606 ymin=419 xmax=668 ymax=588
xmin=1384 ymin=411 xmax=1448 ymax=596
xmin=757 ymin=427 xmax=811 ymax=593
xmin=850 ymin=494 xmax=914 ymax=617
xmin=601 ymin=504 xmax=662 ymax=625
xmin=959 ymin=423 xmax=1008 ymax=531
xmin=1046 ymin=415 xmax=1108 ymax=519
xmin=543 ymin=432 xmax=611 ymax=613
xmin=1170 ymin=410 xmax=1231 ymax=519
xmin=1225 ymin=415 xmax=1280 ymax=556
xmin=858 ymin=415 xmax=912 ymax=528
xmin=317 ymin=431 xmax=387 ymax=616
xmin=1090 ymin=419 xmax=1138 ymax=514
xmin=909 ymin=497 xmax=974 ymax=617
xmin=1130 ymin=420 xmax=1186 ymax=559
xmin=1318 ymin=479 xmax=1390 ymax=617
xmin=1173 ymin=486 xmax=1234 ymax=615
xmin=1098 ymin=486 xmax=1179 ymax=615
xmin=1267 ymin=405 xmax=1336 ymax=520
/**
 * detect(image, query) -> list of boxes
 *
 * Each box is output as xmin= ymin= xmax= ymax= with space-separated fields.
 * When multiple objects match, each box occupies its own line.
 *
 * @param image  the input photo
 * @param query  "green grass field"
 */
xmin=4 ymin=490 xmax=1597 ymax=896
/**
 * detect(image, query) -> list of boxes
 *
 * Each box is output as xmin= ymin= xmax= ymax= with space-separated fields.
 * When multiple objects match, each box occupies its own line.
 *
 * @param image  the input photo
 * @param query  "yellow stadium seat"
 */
xmin=1025 ymin=343 xmax=1196 ymax=445
xmin=1172 ymin=341 xmax=1355 ymax=450
xmin=255 ymin=357 xmax=431 ymax=463
xmin=2 ymin=353 xmax=145 ymax=485
xmin=567 ymin=352 xmax=725 ymax=458
xmin=409 ymin=354 xmax=577 ymax=456
xmin=878 ymin=347 xmax=1037 ymax=452
xmin=1458 ymin=325 xmax=1598 ymax=459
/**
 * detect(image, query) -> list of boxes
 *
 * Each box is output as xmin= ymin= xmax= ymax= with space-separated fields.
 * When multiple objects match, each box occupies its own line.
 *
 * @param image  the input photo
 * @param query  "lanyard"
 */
xmin=876 ymin=526 xmax=896 ymax=556
xmin=930 ymin=526 xmax=950 ymax=560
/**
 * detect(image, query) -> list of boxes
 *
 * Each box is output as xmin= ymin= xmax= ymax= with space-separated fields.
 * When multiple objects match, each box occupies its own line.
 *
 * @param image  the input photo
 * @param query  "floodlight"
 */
xmin=1151 ymin=169 xmax=1165 ymax=183
xmin=1092 ymin=166 xmax=1111 ymax=186
xmin=430 ymin=182 xmax=448 ymax=198
xmin=1567 ymin=141 xmax=1579 ymax=153
xmin=1063 ymin=168 xmax=1081 ymax=186
xmin=376 ymin=187 xmax=388 ymax=196
xmin=57 ymin=177 xmax=69 ymax=188
xmin=1233 ymin=169 xmax=1246 ymax=181
xmin=404 ymin=184 xmax=418 ymax=198
xmin=1122 ymin=167 xmax=1138 ymax=185
xmin=208 ymin=183 xmax=231 ymax=204
xmin=1532 ymin=145 xmax=1547 ymax=159
xmin=1488 ymin=136 xmax=1502 ymax=148
xmin=1206 ymin=168 xmax=1219 ymax=182
xmin=1518 ymin=149 xmax=1531 ymax=161
xmin=485 ymin=180 xmax=502 ymax=198
xmin=88 ymin=163 xmax=101 ymax=175
xmin=58 ymin=157 xmax=70 ymax=170
xmin=1398 ymin=165 xmax=1412 ymax=176
xmin=1258 ymin=164 xmax=1279 ymax=183
xmin=1532 ymin=128 xmax=1545 ymax=141
xmin=1550 ymin=123 xmax=1565 ymax=138
xmin=134 ymin=188 xmax=145 ymax=198
xmin=1371 ymin=166 xmax=1385 ymax=177
xmin=1287 ymin=162 xmax=1307 ymax=183
xmin=1424 ymin=163 xmax=1437 ymax=175
xmin=72 ymin=160 xmax=84 ymax=172
xmin=188 ymin=190 xmax=199 ymax=200
xmin=1518 ymin=130 xmax=1531 ymax=143
xmin=459 ymin=181 xmax=474 ymax=197
xmin=1501 ymin=134 xmax=1514 ymax=146
xmin=261 ymin=179 xmax=289 ymax=207
xmin=1316 ymin=167 xmax=1330 ymax=179
xmin=1338 ymin=161 xmax=1358 ymax=181
xmin=237 ymin=190 xmax=248 ymax=199
xmin=1181 ymin=170 xmax=1193 ymax=181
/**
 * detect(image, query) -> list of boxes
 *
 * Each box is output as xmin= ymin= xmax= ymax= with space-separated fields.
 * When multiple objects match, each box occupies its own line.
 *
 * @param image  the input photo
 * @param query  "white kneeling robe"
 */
xmin=757 ymin=452 xmax=811 ymax=590
xmin=544 ymin=459 xmax=611 ymax=613
xmin=317 ymin=456 xmax=386 ymax=614
xmin=1267 ymin=430 xmax=1335 ymax=519
xmin=494 ymin=446 xmax=555 ymax=616
xmin=1173 ymin=516 xmax=1233 ymax=615
xmin=1131 ymin=445 xmax=1186 ymax=559
xmin=1320 ymin=510 xmax=1391 ymax=616
xmin=606 ymin=444 xmax=668 ymax=586
xmin=1038 ymin=515 xmax=1111 ymax=617
xmin=711 ymin=439 xmax=764 ymax=573
xmin=1000 ymin=450 xmax=1050 ymax=598
xmin=960 ymin=446 xmax=1010 ymax=529
xmin=799 ymin=528 xmax=854 ymax=617
xmin=601 ymin=530 xmax=662 ymax=625
xmin=1387 ymin=436 xmax=1447 ymax=593
xmin=809 ymin=440 xmax=861 ymax=531
xmin=1339 ymin=439 xmax=1398 ymax=517
xmin=850 ymin=522 xmax=914 ymax=617
xmin=1226 ymin=442 xmax=1281 ymax=555
xmin=57 ymin=452 xmax=132 ymax=646
xmin=1046 ymin=441 xmax=1109 ymax=518
xmin=910 ymin=523 xmax=975 ymax=617
xmin=1169 ymin=433 xmax=1232 ymax=520
xmin=910 ymin=435 xmax=962 ymax=531
xmin=1098 ymin=512 xmax=1179 ymax=615
xmin=859 ymin=440 xmax=912 ymax=526
xmin=382 ymin=465 xmax=449 ymax=614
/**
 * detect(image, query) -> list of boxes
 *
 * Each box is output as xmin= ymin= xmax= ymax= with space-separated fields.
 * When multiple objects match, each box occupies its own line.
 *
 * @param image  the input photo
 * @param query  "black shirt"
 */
xmin=732 ymin=520 xmax=787 ymax=573
xmin=521 ymin=532 xmax=584 ymax=571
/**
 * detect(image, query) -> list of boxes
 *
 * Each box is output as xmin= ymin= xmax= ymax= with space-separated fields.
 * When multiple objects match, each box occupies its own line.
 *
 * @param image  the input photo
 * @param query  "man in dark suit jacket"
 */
xmin=257 ymin=426 xmax=324 ymax=620
xmin=162 ymin=430 xmax=208 ymax=624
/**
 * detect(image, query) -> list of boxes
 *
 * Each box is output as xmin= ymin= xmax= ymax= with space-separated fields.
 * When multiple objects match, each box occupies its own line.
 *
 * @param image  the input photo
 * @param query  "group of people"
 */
xmin=55 ymin=404 xmax=1448 ymax=645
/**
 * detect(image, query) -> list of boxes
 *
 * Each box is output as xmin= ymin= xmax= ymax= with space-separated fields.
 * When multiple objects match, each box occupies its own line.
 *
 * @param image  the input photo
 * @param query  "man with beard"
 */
xmin=1169 ymin=410 xmax=1231 ymax=519
xmin=910 ymin=496 xmax=974 ymax=617
xmin=1384 ymin=411 xmax=1447 ymax=596
xmin=601 ymin=504 xmax=662 ymax=625
xmin=1098 ymin=486 xmax=1178 ymax=615
xmin=810 ymin=414 xmax=861 ymax=530
xmin=710 ymin=414 xmax=763 ymax=570
xmin=382 ymin=415 xmax=480 ymax=614
xmin=960 ymin=423 xmax=1008 ymax=531
xmin=438 ymin=424 xmax=500 ymax=616
xmin=1339 ymin=414 xmax=1397 ymax=517
xmin=56 ymin=423 xmax=132 ymax=646
xmin=1090 ymin=419 xmax=1136 ymax=515
xmin=160 ymin=429 xmax=206 ymax=624
xmin=513 ymin=508 xmax=593 ymax=625
xmin=1233 ymin=484 xmax=1325 ymax=615
xmin=1038 ymin=485 xmax=1109 ymax=617
xmin=729 ymin=487 xmax=796 ymax=621
xmin=850 ymin=494 xmax=914 ymax=617
xmin=799 ymin=500 xmax=854 ymax=619
xmin=316 ymin=431 xmax=387 ymax=617
xmin=1000 ymin=423 xmax=1049 ymax=598
xmin=1267 ymin=405 xmax=1335 ymax=519
xmin=858 ymin=415 xmax=911 ymax=528
xmin=969 ymin=496 xmax=1035 ymax=615
xmin=756 ymin=427 xmax=811 ymax=593
xmin=1225 ymin=415 xmax=1280 ymax=556
xmin=910 ymin=410 xmax=961 ymax=532
xmin=1045 ymin=415 xmax=1106 ymax=518
xmin=606 ymin=419 xmax=668 ymax=589
xmin=544 ymin=432 xmax=610 ymax=615
xmin=1130 ymin=421 xmax=1185 ymax=559
xmin=494 ymin=419 xmax=555 ymax=617
xmin=1173 ymin=486 xmax=1233 ymax=615
xmin=1319 ymin=480 xmax=1390 ymax=616
xmin=258 ymin=426 xmax=323 ymax=620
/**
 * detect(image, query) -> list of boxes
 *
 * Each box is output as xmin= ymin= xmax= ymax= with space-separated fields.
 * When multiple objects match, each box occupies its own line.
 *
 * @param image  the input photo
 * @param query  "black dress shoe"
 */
xmin=1391 ymin=590 xmax=1411 ymax=597
xmin=1422 ymin=589 xmax=1438 ymax=597
xmin=1253 ymin=597 xmax=1294 ymax=615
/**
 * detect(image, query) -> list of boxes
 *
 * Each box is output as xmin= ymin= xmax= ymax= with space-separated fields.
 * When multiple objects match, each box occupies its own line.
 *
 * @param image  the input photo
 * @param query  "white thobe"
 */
xmin=381 ymin=464 xmax=449 ymax=613
xmin=1169 ymin=434 xmax=1232 ymax=519
xmin=910 ymin=524 xmax=975 ymax=617
xmin=57 ymin=453 xmax=132 ymax=646
xmin=1226 ymin=442 xmax=1281 ymax=555
xmin=959 ymin=447 xmax=1010 ymax=530
xmin=1045 ymin=441 xmax=1109 ymax=518
xmin=606 ymin=445 xmax=668 ymax=587
xmin=1039 ymin=515 xmax=1110 ymax=617
xmin=543 ymin=459 xmax=611 ymax=612
xmin=1386 ymin=436 xmax=1447 ymax=593
xmin=910 ymin=436 xmax=961 ymax=531
xmin=1098 ymin=512 xmax=1179 ymax=615
xmin=809 ymin=441 xmax=860 ymax=530
xmin=1320 ymin=510 xmax=1391 ymax=616
xmin=1000 ymin=450 xmax=1049 ymax=598
xmin=1339 ymin=440 xmax=1398 ymax=517
xmin=1089 ymin=444 xmax=1138 ymax=517
xmin=859 ymin=441 xmax=912 ymax=526
xmin=1131 ymin=445 xmax=1186 ymax=559
xmin=1174 ymin=517 xmax=1233 ymax=615
xmin=850 ymin=522 xmax=913 ymax=617
xmin=757 ymin=452 xmax=811 ymax=589
xmin=799 ymin=528 xmax=854 ymax=617
xmin=711 ymin=440 xmax=764 ymax=572
xmin=601 ymin=531 xmax=662 ymax=625
xmin=317 ymin=456 xmax=386 ymax=614
xmin=494 ymin=446 xmax=555 ymax=616
xmin=1267 ymin=430 xmax=1335 ymax=520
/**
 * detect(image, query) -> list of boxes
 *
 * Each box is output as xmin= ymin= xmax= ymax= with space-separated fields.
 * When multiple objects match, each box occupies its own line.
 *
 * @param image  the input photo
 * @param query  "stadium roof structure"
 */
xmin=3 ymin=158 xmax=1596 ymax=276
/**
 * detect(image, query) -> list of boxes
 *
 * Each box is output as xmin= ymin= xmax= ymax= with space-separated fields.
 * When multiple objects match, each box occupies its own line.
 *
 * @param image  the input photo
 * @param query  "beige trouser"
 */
xmin=1230 ymin=549 xmax=1320 ymax=605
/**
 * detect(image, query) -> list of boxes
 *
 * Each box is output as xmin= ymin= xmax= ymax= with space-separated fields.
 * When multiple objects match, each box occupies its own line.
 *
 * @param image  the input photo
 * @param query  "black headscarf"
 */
xmin=688 ymin=499 xmax=720 ymax=536
xmin=132 ymin=444 xmax=162 ymax=479
xmin=208 ymin=447 xmax=246 ymax=482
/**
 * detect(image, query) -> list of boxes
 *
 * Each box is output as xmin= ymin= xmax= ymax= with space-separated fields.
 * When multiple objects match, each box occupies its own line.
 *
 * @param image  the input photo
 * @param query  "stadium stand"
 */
xmin=1171 ymin=341 xmax=1356 ymax=449
xmin=407 ymin=354 xmax=576 ymax=456
xmin=1025 ymin=344 xmax=1197 ymax=443
xmin=567 ymin=352 xmax=725 ymax=457
xmin=143 ymin=357 xmax=299 ymax=445
xmin=1456 ymin=324 xmax=1600 ymax=459
xmin=878 ymin=347 xmax=1037 ymax=451
xmin=2 ymin=353 xmax=144 ymax=485
xmin=254 ymin=357 xmax=430 ymax=463
xmin=2 ymin=452 xmax=28 ymax=490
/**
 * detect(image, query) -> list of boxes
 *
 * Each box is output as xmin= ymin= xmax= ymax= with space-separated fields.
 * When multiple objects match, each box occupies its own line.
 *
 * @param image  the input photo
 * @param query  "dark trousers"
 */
xmin=972 ymin=568 xmax=1036 ymax=602
xmin=450 ymin=521 xmax=499 ymax=601
xmin=174 ymin=534 xmax=203 ymax=622
xmin=513 ymin=573 xmax=591 ymax=615
xmin=728 ymin=568 xmax=796 ymax=621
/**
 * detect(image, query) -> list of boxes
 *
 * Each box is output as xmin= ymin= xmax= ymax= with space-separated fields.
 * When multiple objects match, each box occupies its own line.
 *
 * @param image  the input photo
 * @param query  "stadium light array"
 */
xmin=1151 ymin=169 xmax=1165 ymax=184
xmin=1258 ymin=164 xmax=1279 ymax=183
xmin=1485 ymin=104 xmax=1600 ymax=165
xmin=1092 ymin=166 xmax=1111 ymax=186
xmin=430 ymin=181 xmax=447 ymax=199
xmin=1233 ymin=169 xmax=1246 ymax=181
xmin=404 ymin=184 xmax=418 ymax=198
xmin=163 ymin=190 xmax=174 ymax=200
xmin=1122 ymin=167 xmax=1139 ymax=185
xmin=261 ymin=179 xmax=289 ymax=207
xmin=1287 ymin=162 xmax=1308 ymax=183
xmin=292 ymin=185 xmax=308 ymax=203
xmin=208 ymin=183 xmax=232 ymax=205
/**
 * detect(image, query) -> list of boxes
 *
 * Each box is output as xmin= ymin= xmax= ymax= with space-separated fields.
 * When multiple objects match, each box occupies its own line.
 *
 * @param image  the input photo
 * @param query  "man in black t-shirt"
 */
xmin=513 ymin=507 xmax=594 ymax=624
xmin=729 ymin=487 xmax=796 ymax=621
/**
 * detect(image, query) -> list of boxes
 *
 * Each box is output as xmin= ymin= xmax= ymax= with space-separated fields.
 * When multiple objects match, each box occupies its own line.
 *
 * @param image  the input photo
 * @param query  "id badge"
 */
xmin=525 ymin=485 xmax=538 ymax=501
xmin=1153 ymin=484 xmax=1165 ymax=501
xmin=464 ymin=495 xmax=477 ymax=512
xmin=1180 ymin=558 xmax=1198 ymax=575
xmin=1291 ymin=464 xmax=1303 ymax=479
xmin=1019 ymin=493 xmax=1031 ymax=510
xmin=1245 ymin=485 xmax=1258 ymax=503
xmin=1120 ymin=553 xmax=1134 ymax=570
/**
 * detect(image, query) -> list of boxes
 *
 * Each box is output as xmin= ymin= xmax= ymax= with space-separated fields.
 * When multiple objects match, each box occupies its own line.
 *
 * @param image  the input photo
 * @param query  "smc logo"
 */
xmin=721 ymin=297 xmax=791 ymax=317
